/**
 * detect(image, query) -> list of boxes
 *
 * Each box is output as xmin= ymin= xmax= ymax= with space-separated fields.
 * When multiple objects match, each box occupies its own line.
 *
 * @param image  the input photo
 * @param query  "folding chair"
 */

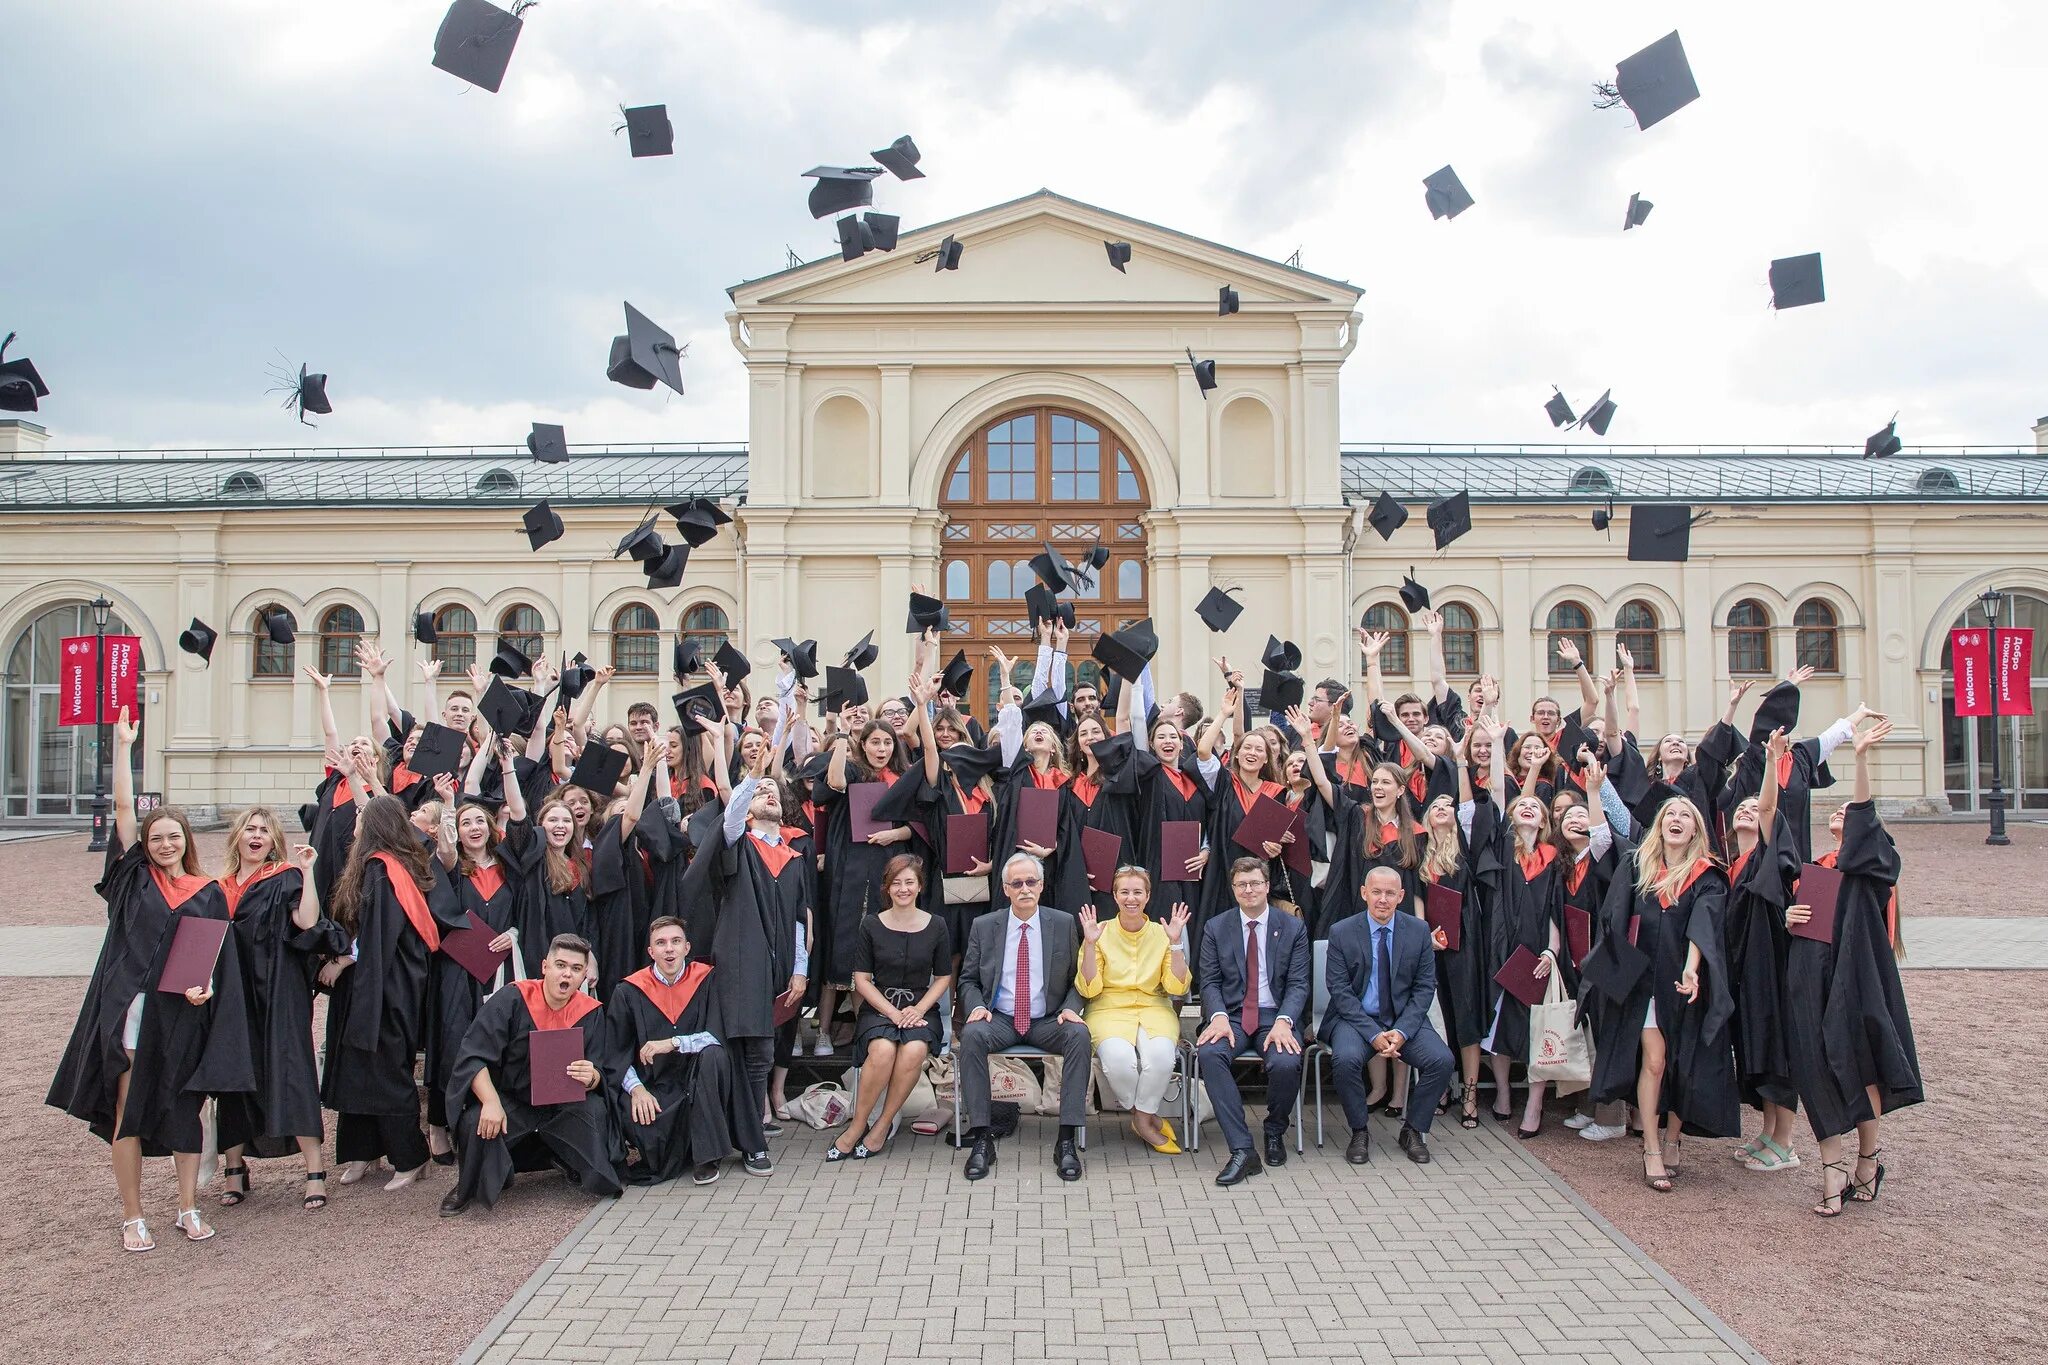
xmin=951 ymin=1042 xmax=1088 ymax=1150
xmin=1304 ymin=938 xmax=1331 ymax=1148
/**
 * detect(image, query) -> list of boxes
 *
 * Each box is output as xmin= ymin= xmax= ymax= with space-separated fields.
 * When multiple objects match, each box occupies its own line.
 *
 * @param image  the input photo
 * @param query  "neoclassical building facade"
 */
xmin=2 ymin=192 xmax=2045 ymax=822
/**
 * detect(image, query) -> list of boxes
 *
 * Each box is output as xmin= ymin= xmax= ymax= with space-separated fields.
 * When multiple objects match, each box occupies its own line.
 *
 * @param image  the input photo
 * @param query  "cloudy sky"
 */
xmin=7 ymin=0 xmax=2045 ymax=454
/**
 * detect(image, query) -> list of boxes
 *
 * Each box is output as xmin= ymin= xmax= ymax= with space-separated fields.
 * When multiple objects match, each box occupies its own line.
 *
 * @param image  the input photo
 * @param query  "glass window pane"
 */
xmin=987 ymin=561 xmax=1009 ymax=598
xmin=945 ymin=560 xmax=969 ymax=600
xmin=1052 ymin=414 xmax=1074 ymax=441
xmin=1362 ymin=604 xmax=1410 ymax=675
xmin=1116 ymin=453 xmax=1139 ymax=501
xmin=1118 ymin=560 xmax=1143 ymax=599
xmin=1010 ymin=414 xmax=1034 ymax=441
xmin=1051 ymin=472 xmax=1074 ymax=500
xmin=1076 ymin=472 xmax=1099 ymax=500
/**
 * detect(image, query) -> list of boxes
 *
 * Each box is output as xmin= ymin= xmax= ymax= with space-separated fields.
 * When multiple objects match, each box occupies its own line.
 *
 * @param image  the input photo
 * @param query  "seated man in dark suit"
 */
xmin=1196 ymin=858 xmax=1312 ymax=1186
xmin=955 ymin=852 xmax=1091 ymax=1183
xmin=1326 ymin=866 xmax=1455 ymax=1165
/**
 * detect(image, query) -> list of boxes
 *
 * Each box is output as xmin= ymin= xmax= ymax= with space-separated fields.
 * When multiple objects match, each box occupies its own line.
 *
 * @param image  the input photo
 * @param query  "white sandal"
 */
xmin=121 ymin=1217 xmax=155 ymax=1253
xmin=383 ymin=1163 xmax=427 ymax=1191
xmin=174 ymin=1208 xmax=215 ymax=1243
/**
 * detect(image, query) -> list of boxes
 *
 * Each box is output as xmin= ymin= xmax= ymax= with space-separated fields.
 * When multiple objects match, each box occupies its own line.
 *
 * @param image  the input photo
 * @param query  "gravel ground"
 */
xmin=2 ymin=978 xmax=591 ymax=1365
xmin=1523 ymin=969 xmax=2048 ymax=1365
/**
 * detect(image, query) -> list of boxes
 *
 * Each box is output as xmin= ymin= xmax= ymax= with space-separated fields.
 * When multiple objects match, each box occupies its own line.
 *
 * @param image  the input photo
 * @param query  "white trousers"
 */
xmin=1096 ymin=1026 xmax=1177 ymax=1115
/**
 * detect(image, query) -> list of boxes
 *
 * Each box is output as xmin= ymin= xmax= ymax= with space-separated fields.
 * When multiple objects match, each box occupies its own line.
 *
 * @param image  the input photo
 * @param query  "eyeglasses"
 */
xmin=1005 ymin=877 xmax=1042 ymax=888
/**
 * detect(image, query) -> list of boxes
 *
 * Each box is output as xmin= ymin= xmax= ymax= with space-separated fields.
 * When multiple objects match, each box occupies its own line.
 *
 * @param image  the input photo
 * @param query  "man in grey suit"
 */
xmin=1326 ymin=866 xmax=1455 ymax=1165
xmin=955 ymin=852 xmax=1092 ymax=1182
xmin=1196 ymin=859 xmax=1312 ymax=1186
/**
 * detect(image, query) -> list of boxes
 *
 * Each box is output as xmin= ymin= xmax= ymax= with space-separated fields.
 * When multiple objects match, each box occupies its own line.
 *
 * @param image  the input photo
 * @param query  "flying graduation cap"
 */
xmin=644 ymin=543 xmax=690 ymax=589
xmin=1864 ymin=415 xmax=1902 ymax=459
xmin=939 ymin=649 xmax=972 ymax=698
xmin=527 ymin=422 xmax=567 ymax=463
xmin=1591 ymin=497 xmax=1617 ymax=536
xmin=413 ymin=607 xmax=438 ymax=645
xmin=614 ymin=514 xmax=664 ymax=562
xmin=905 ymin=591 xmax=950 ymax=634
xmin=1397 ymin=570 xmax=1430 ymax=613
xmin=619 ymin=104 xmax=674 ymax=158
xmin=1603 ymin=30 xmax=1700 ymax=131
xmin=1367 ymin=491 xmax=1408 ymax=541
xmin=1624 ymin=193 xmax=1653 ymax=230
xmin=1426 ymin=492 xmax=1471 ymax=550
xmin=1258 ymin=636 xmax=1305 ymax=711
xmin=178 ymin=618 xmax=217 ymax=664
xmin=1627 ymin=504 xmax=1708 ymax=562
xmin=1028 ymin=542 xmax=1083 ymax=594
xmin=1218 ymin=286 xmax=1240 ymax=316
xmin=1186 ymin=348 xmax=1217 ymax=396
xmin=488 ymin=637 xmax=532 ymax=679
xmin=841 ymin=630 xmax=878 ymax=672
xmin=772 ymin=637 xmax=820 ymax=680
xmin=0 ymin=332 xmax=49 ymax=412
xmin=263 ymin=609 xmax=296 ymax=646
xmin=666 ymin=497 xmax=730 ymax=547
xmin=1768 ymin=253 xmax=1825 ymax=310
xmin=431 ymin=0 xmax=530 ymax=95
xmin=1574 ymin=389 xmax=1618 ymax=436
xmin=1423 ymin=165 xmax=1474 ymax=220
xmin=1092 ymin=618 xmax=1157 ymax=684
xmin=932 ymin=234 xmax=963 ymax=271
xmin=521 ymin=500 xmax=564 ymax=550
xmin=1105 ymin=241 xmax=1132 ymax=272
xmin=269 ymin=359 xmax=331 ymax=426
xmin=870 ymin=135 xmax=924 ymax=179
xmin=606 ymin=302 xmax=686 ymax=395
xmin=837 ymin=213 xmax=901 ymax=261
xmin=1543 ymin=387 xmax=1576 ymax=428
xmin=1024 ymin=584 xmax=1074 ymax=630
xmin=1195 ymin=586 xmax=1243 ymax=633
xmin=803 ymin=165 xmax=884 ymax=218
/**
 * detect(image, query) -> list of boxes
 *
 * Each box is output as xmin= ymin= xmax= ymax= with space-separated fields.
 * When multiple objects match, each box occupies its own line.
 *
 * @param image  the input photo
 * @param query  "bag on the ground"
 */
xmin=790 ymin=1081 xmax=853 ymax=1129
xmin=1159 ymin=1062 xmax=1209 ymax=1129
xmin=1029 ymin=1056 xmax=1100 ymax=1116
xmin=988 ymin=1054 xmax=1042 ymax=1108
xmin=1529 ymin=967 xmax=1592 ymax=1095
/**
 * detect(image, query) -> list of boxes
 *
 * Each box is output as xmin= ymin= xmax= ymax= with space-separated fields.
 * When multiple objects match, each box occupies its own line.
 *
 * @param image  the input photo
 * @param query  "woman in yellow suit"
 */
xmin=1077 ymin=867 xmax=1192 ymax=1154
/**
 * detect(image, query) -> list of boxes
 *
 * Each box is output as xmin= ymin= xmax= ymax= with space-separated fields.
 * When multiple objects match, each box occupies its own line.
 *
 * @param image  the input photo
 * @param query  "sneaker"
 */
xmin=1563 ymin=1112 xmax=1595 ymax=1131
xmin=812 ymin=1038 xmax=834 ymax=1057
xmin=691 ymin=1162 xmax=722 ymax=1186
xmin=761 ymin=1118 xmax=784 ymax=1138
xmin=1578 ymin=1122 xmax=1627 ymax=1143
xmin=742 ymin=1151 xmax=774 ymax=1177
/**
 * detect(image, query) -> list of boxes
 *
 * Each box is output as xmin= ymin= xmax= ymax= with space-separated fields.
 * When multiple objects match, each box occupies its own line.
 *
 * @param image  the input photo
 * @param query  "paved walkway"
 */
xmin=1896 ymin=916 xmax=2048 ymax=970
xmin=0 ymin=925 xmax=107 ymax=976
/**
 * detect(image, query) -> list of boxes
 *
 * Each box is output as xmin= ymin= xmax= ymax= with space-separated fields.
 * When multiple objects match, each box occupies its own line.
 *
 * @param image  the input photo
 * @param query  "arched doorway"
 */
xmin=2 ymin=600 xmax=145 ymax=819
xmin=937 ymin=407 xmax=1151 ymax=718
xmin=1941 ymin=591 xmax=2048 ymax=812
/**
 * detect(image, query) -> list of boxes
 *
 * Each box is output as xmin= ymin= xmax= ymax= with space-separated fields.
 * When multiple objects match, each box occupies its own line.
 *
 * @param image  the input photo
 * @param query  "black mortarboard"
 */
xmin=409 ymin=721 xmax=467 ymax=780
xmin=1258 ymin=668 xmax=1306 ymax=712
xmin=615 ymin=515 xmax=663 ymax=562
xmin=1029 ymin=542 xmax=1079 ymax=593
xmin=413 ymin=610 xmax=437 ymax=646
xmin=842 ymin=630 xmax=877 ymax=672
xmin=1092 ymin=617 xmax=1157 ymax=683
xmin=1627 ymin=503 xmax=1701 ymax=563
xmin=939 ymin=649 xmax=972 ymax=698
xmin=871 ymin=135 xmax=924 ymax=180
xmin=607 ymin=302 xmax=686 ymax=395
xmin=1611 ymin=30 xmax=1699 ymax=132
xmin=1427 ymin=492 xmax=1472 ymax=550
xmin=933 ymin=234 xmax=963 ymax=271
xmin=1748 ymin=680 xmax=1803 ymax=746
xmin=772 ymin=637 xmax=819 ymax=680
xmin=178 ymin=618 xmax=217 ymax=663
xmin=567 ymin=742 xmax=630 ymax=796
xmin=1219 ymin=286 xmax=1240 ymax=316
xmin=294 ymin=363 xmax=331 ymax=425
xmin=1195 ymin=586 xmax=1243 ymax=633
xmin=803 ymin=165 xmax=883 ymax=218
xmin=1024 ymin=584 xmax=1074 ymax=630
xmin=0 ymin=332 xmax=49 ymax=412
xmin=1626 ymin=779 xmax=1688 ymax=839
xmin=431 ymin=0 xmax=525 ymax=93
xmin=527 ymin=422 xmax=567 ymax=463
xmin=263 ymin=610 xmax=295 ymax=646
xmin=1556 ymin=715 xmax=1596 ymax=772
xmin=643 ymin=542 xmax=689 ymax=589
xmin=1591 ymin=498 xmax=1616 ymax=535
xmin=1397 ymin=570 xmax=1430 ymax=613
xmin=1105 ymin=241 xmax=1132 ymax=272
xmin=1575 ymin=389 xmax=1618 ymax=436
xmin=712 ymin=640 xmax=751 ymax=685
xmin=863 ymin=212 xmax=900 ymax=252
xmin=821 ymin=666 xmax=869 ymax=711
xmin=672 ymin=637 xmax=699 ymax=679
xmin=906 ymin=591 xmax=950 ymax=633
xmin=1624 ymin=192 xmax=1653 ymax=230
xmin=621 ymin=104 xmax=673 ymax=158
xmin=942 ymin=741 xmax=1005 ymax=784
xmin=1864 ymin=416 xmax=1902 ymax=459
xmin=1768 ymin=253 xmax=1825 ymax=310
xmin=1261 ymin=636 xmax=1302 ymax=674
xmin=489 ymin=637 xmax=532 ymax=679
xmin=665 ymin=496 xmax=730 ymax=547
xmin=1186 ymin=348 xmax=1217 ymax=395
xmin=478 ymin=677 xmax=540 ymax=737
xmin=559 ymin=652 xmax=595 ymax=702
xmin=1423 ymin=165 xmax=1475 ymax=220
xmin=673 ymin=681 xmax=723 ymax=733
xmin=1368 ymin=492 xmax=1408 ymax=541
xmin=1020 ymin=688 xmax=1068 ymax=736
xmin=521 ymin=500 xmax=564 ymax=550
xmin=837 ymin=214 xmax=876 ymax=262
xmin=1544 ymin=387 xmax=1576 ymax=428
xmin=1579 ymin=932 xmax=1650 ymax=1005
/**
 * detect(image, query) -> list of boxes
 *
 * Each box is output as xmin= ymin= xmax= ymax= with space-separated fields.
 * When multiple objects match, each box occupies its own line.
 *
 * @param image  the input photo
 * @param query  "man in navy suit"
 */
xmin=1196 ymin=859 xmax=1312 ymax=1186
xmin=1326 ymin=866 xmax=1455 ymax=1164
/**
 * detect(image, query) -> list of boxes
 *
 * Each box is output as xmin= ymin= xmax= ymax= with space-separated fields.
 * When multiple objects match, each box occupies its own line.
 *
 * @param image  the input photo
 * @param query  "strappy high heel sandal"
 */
xmin=174 ymin=1208 xmax=216 ymax=1243
xmin=121 ymin=1217 xmax=155 ymax=1253
xmin=1813 ymin=1159 xmax=1851 ymax=1217
xmin=1460 ymin=1091 xmax=1481 ymax=1130
xmin=303 ymin=1170 xmax=328 ymax=1211
xmin=1850 ymin=1147 xmax=1886 ymax=1204
xmin=217 ymin=1164 xmax=250 ymax=1207
xmin=1641 ymin=1151 xmax=1673 ymax=1194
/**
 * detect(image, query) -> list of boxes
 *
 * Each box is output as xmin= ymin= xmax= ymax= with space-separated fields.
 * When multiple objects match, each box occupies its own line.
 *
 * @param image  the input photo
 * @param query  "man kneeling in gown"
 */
xmin=606 ymin=915 xmax=751 ymax=1187
xmin=441 ymin=933 xmax=624 ymax=1215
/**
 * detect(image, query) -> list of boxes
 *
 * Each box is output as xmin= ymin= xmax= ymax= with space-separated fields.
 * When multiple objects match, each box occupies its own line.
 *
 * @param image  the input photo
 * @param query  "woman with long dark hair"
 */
xmin=814 ymin=711 xmax=915 ymax=1055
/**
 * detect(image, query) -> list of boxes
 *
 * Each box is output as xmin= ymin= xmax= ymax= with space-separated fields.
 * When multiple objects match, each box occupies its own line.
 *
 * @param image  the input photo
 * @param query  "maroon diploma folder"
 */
xmin=1160 ymin=821 xmax=1203 ymax=882
xmin=528 ymin=1026 xmax=588 ymax=1106
xmin=848 ymin=782 xmax=890 ymax=842
xmin=441 ymin=912 xmax=512 ymax=985
xmin=1082 ymin=828 xmax=1122 ymax=892
xmin=1281 ymin=805 xmax=1312 ymax=878
xmin=1492 ymin=945 xmax=1547 ymax=1007
xmin=1016 ymin=786 xmax=1059 ymax=851
xmin=1791 ymin=862 xmax=1844 ymax=944
xmin=945 ymin=812 xmax=990 ymax=875
xmin=1230 ymin=794 xmax=1294 ymax=856
xmin=1564 ymin=905 xmax=1593 ymax=969
xmin=1425 ymin=883 xmax=1463 ymax=953
xmin=156 ymin=915 xmax=230 ymax=994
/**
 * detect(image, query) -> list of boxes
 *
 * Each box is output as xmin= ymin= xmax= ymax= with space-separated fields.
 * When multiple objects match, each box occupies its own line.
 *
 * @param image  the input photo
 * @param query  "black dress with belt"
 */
xmin=851 ymin=913 xmax=953 ymax=1053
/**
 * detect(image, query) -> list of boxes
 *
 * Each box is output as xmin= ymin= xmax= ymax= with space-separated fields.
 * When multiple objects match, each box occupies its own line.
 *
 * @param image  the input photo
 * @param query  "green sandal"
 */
xmin=1743 ymin=1135 xmax=1802 ymax=1171
xmin=1730 ymin=1134 xmax=1766 ymax=1163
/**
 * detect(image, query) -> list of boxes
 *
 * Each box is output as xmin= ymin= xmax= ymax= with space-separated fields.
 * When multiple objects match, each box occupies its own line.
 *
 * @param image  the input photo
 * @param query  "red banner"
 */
xmin=1999 ymin=628 xmax=2035 ymax=716
xmin=1951 ymin=628 xmax=1991 ymax=718
xmin=56 ymin=635 xmax=143 ymax=726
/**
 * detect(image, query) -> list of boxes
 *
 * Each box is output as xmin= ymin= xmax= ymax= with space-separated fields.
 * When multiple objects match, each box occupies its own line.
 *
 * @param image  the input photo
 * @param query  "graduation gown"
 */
xmin=988 ymin=761 xmax=1090 ymax=916
xmin=1191 ymin=772 xmax=1288 ymax=966
xmin=1480 ymin=840 xmax=1565 ymax=1063
xmin=812 ymin=770 xmax=916 ymax=984
xmin=46 ymin=840 xmax=256 ymax=1156
xmin=1721 ymin=739 xmax=1835 ymax=864
xmin=215 ymin=863 xmax=345 ymax=1154
xmin=682 ymin=803 xmax=812 ymax=1042
xmin=877 ymin=761 xmax=993 ymax=947
xmin=1725 ymin=819 xmax=1802 ymax=1112
xmin=426 ymin=860 xmax=518 ymax=1130
xmin=1071 ymin=763 xmax=1141 ymax=916
xmin=1554 ymin=832 xmax=1620 ymax=1042
xmin=1321 ymin=799 xmax=1420 ymax=941
xmin=446 ymin=980 xmax=623 ymax=1209
xmin=585 ymin=813 xmax=653 ymax=994
xmin=1131 ymin=748 xmax=1209 ymax=920
xmin=603 ymin=963 xmax=746 ymax=1183
xmin=321 ymin=855 xmax=455 ymax=1120
xmin=304 ymin=767 xmax=359 ymax=912
xmin=498 ymin=819 xmax=588 ymax=979
xmin=1272 ymin=781 xmax=1339 ymax=931
xmin=1421 ymin=833 xmax=1490 ymax=1054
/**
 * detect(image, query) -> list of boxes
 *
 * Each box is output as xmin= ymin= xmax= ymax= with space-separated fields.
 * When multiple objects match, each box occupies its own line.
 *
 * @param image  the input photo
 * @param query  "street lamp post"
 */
xmin=1981 ymin=586 xmax=2010 ymax=847
xmin=87 ymin=595 xmax=113 ymax=852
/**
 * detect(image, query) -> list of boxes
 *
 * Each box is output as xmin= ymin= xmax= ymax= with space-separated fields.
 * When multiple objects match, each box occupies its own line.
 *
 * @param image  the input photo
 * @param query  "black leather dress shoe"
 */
xmin=438 ymin=1190 xmax=469 ymax=1218
xmin=964 ymin=1133 xmax=997 ymax=1181
xmin=1264 ymin=1132 xmax=1289 ymax=1167
xmin=1053 ymin=1136 xmax=1082 ymax=1182
xmin=1398 ymin=1126 xmax=1431 ymax=1164
xmin=1215 ymin=1149 xmax=1264 ymax=1187
xmin=1346 ymin=1128 xmax=1372 ymax=1165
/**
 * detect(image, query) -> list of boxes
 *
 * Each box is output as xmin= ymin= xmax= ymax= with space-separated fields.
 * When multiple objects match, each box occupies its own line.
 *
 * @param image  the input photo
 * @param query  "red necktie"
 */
xmin=1012 ymin=922 xmax=1032 ymax=1035
xmin=1241 ymin=922 xmax=1261 ymax=1036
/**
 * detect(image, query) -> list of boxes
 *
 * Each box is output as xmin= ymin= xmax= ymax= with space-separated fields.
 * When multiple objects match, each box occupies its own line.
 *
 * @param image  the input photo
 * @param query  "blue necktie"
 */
xmin=1374 ymin=924 xmax=1395 ymax=1029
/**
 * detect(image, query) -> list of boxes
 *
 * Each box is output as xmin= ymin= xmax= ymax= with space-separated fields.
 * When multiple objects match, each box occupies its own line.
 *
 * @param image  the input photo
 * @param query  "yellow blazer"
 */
xmin=1076 ymin=918 xmax=1190 ymax=1046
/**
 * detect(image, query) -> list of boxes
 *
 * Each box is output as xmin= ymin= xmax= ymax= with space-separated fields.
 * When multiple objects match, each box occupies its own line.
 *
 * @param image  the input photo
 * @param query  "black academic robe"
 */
xmin=603 ymin=964 xmax=747 ymax=1183
xmin=1421 ymin=832 xmax=1490 ymax=1054
xmin=1191 ymin=771 xmax=1290 ymax=967
xmin=1131 ymin=748 xmax=1209 ymax=921
xmin=812 ymin=770 xmax=916 ymax=985
xmin=682 ymin=803 xmax=812 ymax=1041
xmin=446 ymin=985 xmax=623 ymax=1208
xmin=1813 ymin=804 xmax=1922 ymax=1128
xmin=1479 ymin=839 xmax=1566 ymax=1064
xmin=386 ymin=766 xmax=439 ymax=815
xmin=1725 ymin=818 xmax=1802 ymax=1112
xmin=1367 ymin=703 xmax=1458 ymax=821
xmin=46 ymin=840 xmax=256 ymax=1156
xmin=1555 ymin=833 xmax=1620 ymax=1036
xmin=216 ymin=865 xmax=346 ymax=1154
xmin=1721 ymin=738 xmax=1835 ymax=864
xmin=586 ymin=813 xmax=652 ymax=994
xmin=877 ymin=762 xmax=992 ymax=948
xmin=1071 ymin=765 xmax=1141 ymax=917
xmin=1271 ymin=781 xmax=1339 ymax=931
xmin=321 ymin=858 xmax=456 ymax=1119
xmin=498 ymin=819 xmax=588 ymax=978
xmin=1586 ymin=860 xmax=1741 ymax=1137
xmin=426 ymin=862 xmax=520 ymax=1130
xmin=305 ymin=768 xmax=359 ymax=911
xmin=1320 ymin=798 xmax=1420 ymax=940
xmin=988 ymin=761 xmax=1090 ymax=917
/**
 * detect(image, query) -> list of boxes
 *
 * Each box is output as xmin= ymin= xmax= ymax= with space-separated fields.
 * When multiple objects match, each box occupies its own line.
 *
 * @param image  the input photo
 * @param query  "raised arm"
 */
xmin=1195 ymin=658 xmax=1240 ymax=762
xmin=912 ymin=677 xmax=942 ymax=786
xmin=1721 ymin=676 xmax=1759 ymax=730
xmin=1851 ymin=715 xmax=1890 ymax=804
xmin=416 ymin=657 xmax=442 ymax=724
xmin=462 ymin=723 xmax=495 ymax=796
xmin=1421 ymin=609 xmax=1452 ymax=707
xmin=1358 ymin=627 xmax=1389 ymax=714
xmin=825 ymin=726 xmax=852 ymax=793
xmin=1286 ymin=706 xmax=1337 ymax=806
xmin=1614 ymin=643 xmax=1640 ymax=736
xmin=569 ymin=663 xmax=613 ymax=734
xmin=1556 ymin=637 xmax=1599 ymax=717
xmin=615 ymin=744 xmax=657 ymax=839
xmin=497 ymin=738 xmax=527 ymax=824
xmin=304 ymin=663 xmax=342 ymax=751
xmin=1757 ymin=727 xmax=1787 ymax=832
xmin=990 ymin=645 xmax=1024 ymax=767
xmin=289 ymin=843 xmax=321 ymax=930
xmin=111 ymin=707 xmax=140 ymax=849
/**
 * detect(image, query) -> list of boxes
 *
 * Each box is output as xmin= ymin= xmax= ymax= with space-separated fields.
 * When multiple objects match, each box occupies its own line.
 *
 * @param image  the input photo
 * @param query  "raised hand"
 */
xmin=1165 ymin=903 xmax=1190 ymax=946
xmin=113 ymin=706 xmax=138 ymax=748
xmin=466 ymin=664 xmax=491 ymax=695
xmin=1764 ymin=725 xmax=1791 ymax=765
xmin=1360 ymin=630 xmax=1389 ymax=659
xmin=1078 ymin=905 xmax=1103 ymax=944
xmin=418 ymin=658 xmax=442 ymax=681
xmin=290 ymin=842 xmax=318 ymax=871
xmin=1556 ymin=637 xmax=1582 ymax=669
xmin=1421 ymin=608 xmax=1443 ymax=637
xmin=433 ymin=772 xmax=458 ymax=803
xmin=300 ymin=664 xmax=332 ymax=691
xmin=1854 ymin=717 xmax=1893 ymax=753
xmin=1052 ymin=620 xmax=1070 ymax=652
xmin=1615 ymin=642 xmax=1635 ymax=673
xmin=1785 ymin=665 xmax=1817 ymax=688
xmin=1728 ymin=677 xmax=1759 ymax=708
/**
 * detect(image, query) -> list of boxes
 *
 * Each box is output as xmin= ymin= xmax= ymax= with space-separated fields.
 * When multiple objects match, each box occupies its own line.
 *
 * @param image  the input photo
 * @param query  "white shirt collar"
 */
xmin=651 ymin=961 xmax=687 ymax=985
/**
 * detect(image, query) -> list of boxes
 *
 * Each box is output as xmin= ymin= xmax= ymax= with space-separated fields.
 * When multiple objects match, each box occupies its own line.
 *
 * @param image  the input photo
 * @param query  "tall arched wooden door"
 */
xmin=937 ymin=407 xmax=1151 ymax=719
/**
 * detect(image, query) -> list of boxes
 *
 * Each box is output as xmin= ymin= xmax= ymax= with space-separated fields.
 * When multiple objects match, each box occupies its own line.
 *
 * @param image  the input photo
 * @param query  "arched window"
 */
xmin=984 ymin=414 xmax=1037 ymax=500
xmin=222 ymin=471 xmax=265 ymax=497
xmin=1117 ymin=559 xmax=1144 ymax=601
xmin=1794 ymin=599 xmax=1840 ymax=673
xmin=1439 ymin=602 xmax=1479 ymax=675
xmin=251 ymin=604 xmax=296 ymax=678
xmin=1915 ymin=468 xmax=1961 ymax=495
xmin=1615 ymin=600 xmax=1660 ymax=675
xmin=1546 ymin=602 xmax=1592 ymax=674
xmin=1728 ymin=599 xmax=1772 ymax=675
xmin=1362 ymin=603 xmax=1410 ymax=675
xmin=432 ymin=605 xmax=477 ymax=674
xmin=474 ymin=467 xmax=520 ymax=495
xmin=499 ymin=604 xmax=544 ymax=664
xmin=1568 ymin=466 xmax=1613 ymax=495
xmin=318 ymin=605 xmax=364 ymax=678
xmin=986 ymin=561 xmax=1012 ymax=599
xmin=679 ymin=603 xmax=730 ymax=662
xmin=943 ymin=560 xmax=970 ymax=601
xmin=611 ymin=604 xmax=661 ymax=675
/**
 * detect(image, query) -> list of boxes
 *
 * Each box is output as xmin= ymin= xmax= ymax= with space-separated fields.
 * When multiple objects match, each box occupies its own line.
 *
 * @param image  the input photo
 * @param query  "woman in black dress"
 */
xmin=828 ymin=855 xmax=952 ymax=1161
